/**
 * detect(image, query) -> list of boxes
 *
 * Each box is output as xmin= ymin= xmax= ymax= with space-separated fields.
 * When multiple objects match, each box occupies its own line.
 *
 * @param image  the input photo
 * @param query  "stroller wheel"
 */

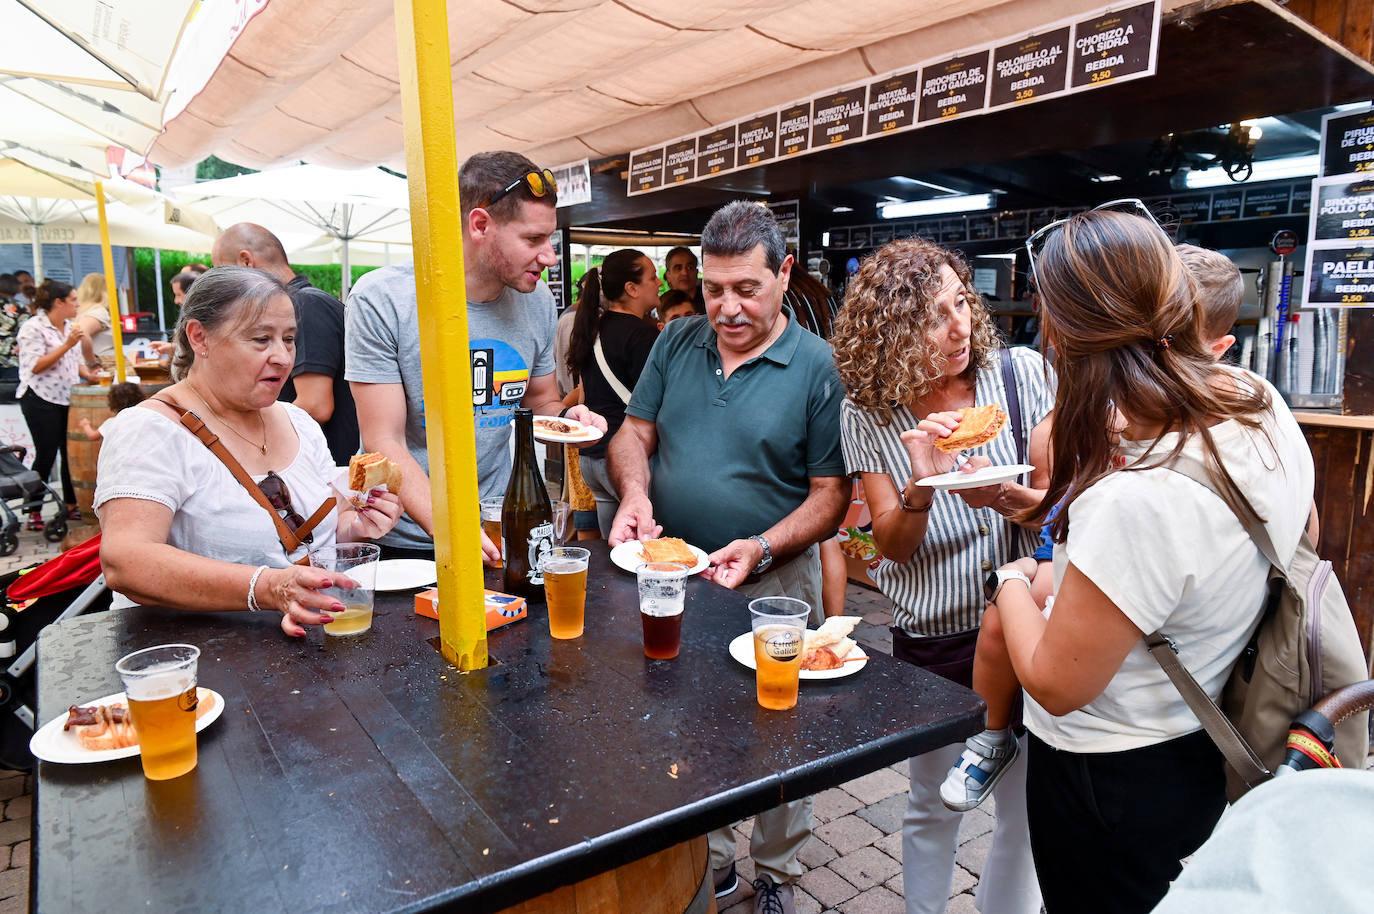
xmin=0 ymin=533 xmax=15 ymax=556
xmin=42 ymin=517 xmax=66 ymax=543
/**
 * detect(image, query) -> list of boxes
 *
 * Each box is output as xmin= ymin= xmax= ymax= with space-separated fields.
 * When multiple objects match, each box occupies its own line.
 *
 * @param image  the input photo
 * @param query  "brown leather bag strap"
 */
xmin=151 ymin=397 xmax=309 ymax=555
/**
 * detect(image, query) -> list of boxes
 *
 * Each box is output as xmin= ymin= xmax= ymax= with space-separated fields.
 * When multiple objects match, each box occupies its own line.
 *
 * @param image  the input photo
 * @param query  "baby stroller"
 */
xmin=0 ymin=533 xmax=108 ymax=770
xmin=0 ymin=444 xmax=67 ymax=555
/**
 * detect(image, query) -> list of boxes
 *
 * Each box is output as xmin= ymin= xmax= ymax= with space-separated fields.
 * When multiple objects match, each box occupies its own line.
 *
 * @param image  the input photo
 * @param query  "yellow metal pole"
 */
xmin=94 ymin=181 xmax=127 ymax=383
xmin=394 ymin=0 xmax=487 ymax=670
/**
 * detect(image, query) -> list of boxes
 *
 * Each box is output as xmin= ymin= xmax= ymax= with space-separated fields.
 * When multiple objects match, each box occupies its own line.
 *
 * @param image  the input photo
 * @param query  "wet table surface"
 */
xmin=33 ymin=543 xmax=983 ymax=913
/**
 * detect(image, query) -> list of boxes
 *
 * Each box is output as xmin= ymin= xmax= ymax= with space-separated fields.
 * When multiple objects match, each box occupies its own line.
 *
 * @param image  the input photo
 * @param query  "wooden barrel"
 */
xmin=497 ymin=836 xmax=713 ymax=914
xmin=67 ymin=381 xmax=170 ymax=523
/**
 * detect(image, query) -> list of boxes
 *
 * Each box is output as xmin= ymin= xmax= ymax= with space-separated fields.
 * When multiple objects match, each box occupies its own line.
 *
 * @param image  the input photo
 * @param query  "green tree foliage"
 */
xmin=193 ymin=156 xmax=257 ymax=182
xmin=131 ymin=249 xmax=377 ymax=332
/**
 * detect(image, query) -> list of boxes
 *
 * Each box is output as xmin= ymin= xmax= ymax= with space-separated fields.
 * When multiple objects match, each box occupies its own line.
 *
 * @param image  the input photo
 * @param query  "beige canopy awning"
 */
xmin=149 ymin=0 xmax=1195 ymax=171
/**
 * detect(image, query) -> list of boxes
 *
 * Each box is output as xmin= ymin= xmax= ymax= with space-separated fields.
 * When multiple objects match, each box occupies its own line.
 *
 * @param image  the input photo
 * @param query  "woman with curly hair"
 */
xmin=830 ymin=236 xmax=1053 ymax=914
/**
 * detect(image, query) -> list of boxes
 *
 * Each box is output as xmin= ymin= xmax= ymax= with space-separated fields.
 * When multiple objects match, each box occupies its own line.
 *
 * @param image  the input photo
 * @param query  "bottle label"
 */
xmin=526 ymin=522 xmax=554 ymax=585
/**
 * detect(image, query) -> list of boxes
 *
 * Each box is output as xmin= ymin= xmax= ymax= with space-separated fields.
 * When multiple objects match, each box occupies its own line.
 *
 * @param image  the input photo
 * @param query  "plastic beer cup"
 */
xmin=748 ymin=597 xmax=810 ymax=710
xmin=636 ymin=562 xmax=689 ymax=659
xmin=308 ymin=544 xmax=381 ymax=636
xmin=115 ymin=644 xmax=200 ymax=780
xmin=541 ymin=547 xmax=590 ymax=639
xmin=479 ymin=497 xmax=503 ymax=568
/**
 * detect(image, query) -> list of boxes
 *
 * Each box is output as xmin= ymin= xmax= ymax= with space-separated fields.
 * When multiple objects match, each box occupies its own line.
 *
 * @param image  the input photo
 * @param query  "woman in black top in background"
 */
xmin=566 ymin=249 xmax=660 ymax=537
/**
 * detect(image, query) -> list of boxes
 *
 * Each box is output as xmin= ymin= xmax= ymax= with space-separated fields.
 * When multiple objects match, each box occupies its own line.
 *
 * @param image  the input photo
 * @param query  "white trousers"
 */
xmin=903 ymin=735 xmax=1041 ymax=914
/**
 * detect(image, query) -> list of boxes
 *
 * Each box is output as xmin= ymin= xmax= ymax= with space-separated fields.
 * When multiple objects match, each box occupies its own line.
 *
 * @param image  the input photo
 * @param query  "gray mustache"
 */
xmin=714 ymin=314 xmax=754 ymax=328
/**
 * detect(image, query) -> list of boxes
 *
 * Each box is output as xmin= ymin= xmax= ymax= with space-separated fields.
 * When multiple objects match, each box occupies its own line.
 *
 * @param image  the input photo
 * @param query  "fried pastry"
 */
xmin=934 ymin=404 xmax=1007 ymax=454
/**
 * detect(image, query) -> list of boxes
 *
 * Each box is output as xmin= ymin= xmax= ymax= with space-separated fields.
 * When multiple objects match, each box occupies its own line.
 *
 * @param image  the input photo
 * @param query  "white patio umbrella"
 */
xmin=173 ymin=164 xmax=411 ymax=297
xmin=0 ymin=197 xmax=212 ymax=252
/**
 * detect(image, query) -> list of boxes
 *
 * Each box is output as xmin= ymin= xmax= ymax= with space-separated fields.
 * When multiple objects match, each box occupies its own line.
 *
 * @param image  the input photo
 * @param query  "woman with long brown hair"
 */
xmin=831 ymin=237 xmax=1052 ymax=914
xmin=565 ymin=248 xmax=659 ymax=536
xmin=989 ymin=207 xmax=1314 ymax=912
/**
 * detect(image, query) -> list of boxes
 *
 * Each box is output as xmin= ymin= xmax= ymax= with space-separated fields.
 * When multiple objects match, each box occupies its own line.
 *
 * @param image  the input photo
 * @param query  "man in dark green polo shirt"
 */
xmin=607 ymin=201 xmax=850 ymax=914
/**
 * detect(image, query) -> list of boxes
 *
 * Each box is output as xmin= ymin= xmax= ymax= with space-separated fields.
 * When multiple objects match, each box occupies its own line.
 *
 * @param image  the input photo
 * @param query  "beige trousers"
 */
xmin=707 ymin=544 xmax=821 ymax=885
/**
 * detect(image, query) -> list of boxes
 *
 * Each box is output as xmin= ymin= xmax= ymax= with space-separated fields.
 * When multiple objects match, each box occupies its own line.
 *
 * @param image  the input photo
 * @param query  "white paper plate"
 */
xmin=609 ymin=540 xmax=709 ymax=575
xmin=30 ymin=687 xmax=225 ymax=765
xmin=728 ymin=632 xmax=869 ymax=681
xmin=532 ymin=415 xmax=603 ymax=445
xmin=375 ymin=558 xmax=437 ymax=591
xmin=915 ymin=463 xmax=1035 ymax=491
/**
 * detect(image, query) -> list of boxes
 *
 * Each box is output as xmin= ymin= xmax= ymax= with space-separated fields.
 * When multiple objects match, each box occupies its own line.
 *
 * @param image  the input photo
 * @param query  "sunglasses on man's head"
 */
xmin=484 ymin=168 xmax=558 ymax=209
xmin=258 ymin=471 xmax=312 ymax=544
xmin=1025 ymin=198 xmax=1166 ymax=283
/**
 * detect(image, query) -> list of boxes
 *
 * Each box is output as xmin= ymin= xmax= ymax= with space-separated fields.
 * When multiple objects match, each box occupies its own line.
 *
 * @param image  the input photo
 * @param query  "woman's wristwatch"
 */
xmin=984 ymin=568 xmax=1032 ymax=603
xmin=897 ymin=481 xmax=932 ymax=513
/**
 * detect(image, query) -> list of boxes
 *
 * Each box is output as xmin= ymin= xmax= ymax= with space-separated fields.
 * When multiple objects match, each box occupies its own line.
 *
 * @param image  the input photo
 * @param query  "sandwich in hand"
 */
xmin=348 ymin=452 xmax=403 ymax=496
xmin=801 ymin=615 xmax=863 ymax=671
xmin=934 ymin=404 xmax=1007 ymax=454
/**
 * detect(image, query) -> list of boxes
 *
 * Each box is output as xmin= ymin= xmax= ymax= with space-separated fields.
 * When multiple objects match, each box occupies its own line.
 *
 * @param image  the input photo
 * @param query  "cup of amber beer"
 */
xmin=748 ymin=597 xmax=810 ymax=711
xmin=479 ymin=497 xmax=503 ymax=568
xmin=309 ymin=543 xmax=380 ymax=636
xmin=115 ymin=643 xmax=201 ymax=780
xmin=541 ymin=547 xmax=590 ymax=639
xmin=637 ymin=562 xmax=689 ymax=659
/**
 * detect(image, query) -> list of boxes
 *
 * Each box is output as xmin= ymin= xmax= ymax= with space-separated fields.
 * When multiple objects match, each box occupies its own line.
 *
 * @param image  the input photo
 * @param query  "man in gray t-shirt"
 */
xmin=345 ymin=152 xmax=604 ymax=558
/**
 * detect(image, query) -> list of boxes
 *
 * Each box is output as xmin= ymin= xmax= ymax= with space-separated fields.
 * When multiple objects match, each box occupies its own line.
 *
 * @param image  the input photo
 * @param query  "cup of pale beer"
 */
xmin=479 ymin=497 xmax=503 ymax=568
xmin=115 ymin=644 xmax=201 ymax=780
xmin=636 ymin=562 xmax=690 ymax=659
xmin=308 ymin=543 xmax=381 ymax=636
xmin=748 ymin=597 xmax=811 ymax=711
xmin=541 ymin=546 xmax=590 ymax=639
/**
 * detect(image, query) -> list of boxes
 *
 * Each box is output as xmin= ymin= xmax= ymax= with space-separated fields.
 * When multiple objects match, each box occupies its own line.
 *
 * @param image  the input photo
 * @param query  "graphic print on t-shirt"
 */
xmin=470 ymin=338 xmax=530 ymax=430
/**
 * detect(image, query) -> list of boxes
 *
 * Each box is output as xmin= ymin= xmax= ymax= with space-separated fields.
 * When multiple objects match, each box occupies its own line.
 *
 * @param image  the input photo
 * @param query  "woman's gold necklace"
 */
xmin=188 ymin=383 xmax=268 ymax=455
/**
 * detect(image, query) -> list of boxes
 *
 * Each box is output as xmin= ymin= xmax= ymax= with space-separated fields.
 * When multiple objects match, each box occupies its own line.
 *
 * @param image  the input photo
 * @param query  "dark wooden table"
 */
xmin=33 ymin=543 xmax=983 ymax=913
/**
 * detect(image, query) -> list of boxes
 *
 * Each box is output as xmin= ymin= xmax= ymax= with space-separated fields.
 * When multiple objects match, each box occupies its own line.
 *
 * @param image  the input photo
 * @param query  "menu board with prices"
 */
xmin=628 ymin=148 xmax=665 ymax=194
xmin=1242 ymin=186 xmax=1291 ymax=220
xmin=811 ymin=89 xmax=867 ymax=148
xmin=918 ymin=51 xmax=990 ymax=123
xmin=870 ymin=225 xmax=894 ymax=246
xmin=1312 ymin=176 xmax=1374 ymax=243
xmin=968 ymin=214 xmax=997 ymax=241
xmin=737 ymin=114 xmax=778 ymax=167
xmin=1306 ymin=246 xmax=1374 ymax=306
xmin=997 ymin=211 xmax=1029 ymax=239
xmin=1166 ymin=195 xmax=1213 ymax=225
xmin=940 ymin=218 xmax=969 ymax=244
xmin=1070 ymin=1 xmax=1159 ymax=89
xmin=990 ymin=27 xmax=1071 ymax=107
xmin=779 ymin=103 xmax=811 ymax=158
xmin=664 ymin=140 xmax=697 ymax=186
xmin=697 ymin=127 xmax=737 ymax=178
xmin=1210 ymin=190 xmax=1243 ymax=221
xmin=626 ymin=1 xmax=1160 ymax=196
xmin=546 ymin=230 xmax=566 ymax=310
xmin=849 ymin=226 xmax=871 ymax=249
xmin=866 ymin=71 xmax=921 ymax=135
xmin=827 ymin=228 xmax=849 ymax=249
xmin=1321 ymin=107 xmax=1374 ymax=177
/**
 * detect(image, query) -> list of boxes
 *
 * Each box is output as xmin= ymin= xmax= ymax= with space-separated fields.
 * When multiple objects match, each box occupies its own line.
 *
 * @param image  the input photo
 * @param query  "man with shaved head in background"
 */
xmin=212 ymin=222 xmax=359 ymax=465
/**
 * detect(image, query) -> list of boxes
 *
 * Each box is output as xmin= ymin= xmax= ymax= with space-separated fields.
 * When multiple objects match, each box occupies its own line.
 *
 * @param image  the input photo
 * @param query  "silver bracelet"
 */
xmin=247 ymin=564 xmax=269 ymax=612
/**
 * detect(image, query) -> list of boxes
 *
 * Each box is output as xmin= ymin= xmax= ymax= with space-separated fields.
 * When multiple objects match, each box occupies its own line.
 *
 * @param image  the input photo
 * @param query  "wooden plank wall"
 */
xmin=1303 ymin=424 xmax=1374 ymax=672
xmin=1286 ymin=0 xmax=1374 ymax=61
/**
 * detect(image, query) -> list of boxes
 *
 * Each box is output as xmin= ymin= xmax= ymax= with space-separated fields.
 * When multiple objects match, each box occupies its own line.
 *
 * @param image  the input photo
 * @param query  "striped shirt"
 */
xmin=840 ymin=347 xmax=1056 ymax=635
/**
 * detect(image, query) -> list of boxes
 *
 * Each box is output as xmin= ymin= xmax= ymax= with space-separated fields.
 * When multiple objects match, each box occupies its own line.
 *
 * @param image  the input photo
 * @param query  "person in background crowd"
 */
xmin=212 ymin=223 xmax=360 ymax=466
xmin=95 ymin=267 xmax=401 ymax=637
xmin=1176 ymin=243 xmax=1240 ymax=361
xmin=347 ymin=151 xmax=604 ymax=561
xmin=171 ymin=271 xmax=196 ymax=308
xmin=77 ymin=382 xmax=146 ymax=441
xmin=566 ymin=249 xmax=659 ymax=536
xmin=182 ymin=262 xmax=210 ymax=275
xmin=830 ymin=237 xmax=1052 ymax=914
xmin=13 ymin=271 xmax=34 ymax=309
xmin=17 ymin=279 xmax=98 ymax=527
xmin=609 ymin=202 xmax=849 ymax=914
xmin=553 ymin=274 xmax=600 ymax=540
xmin=992 ymin=209 xmax=1313 ymax=914
xmin=655 ymin=289 xmax=696 ymax=329
xmin=75 ymin=273 xmax=116 ymax=374
xmin=661 ymin=245 xmax=704 ymax=310
xmin=0 ymin=274 xmax=27 ymax=382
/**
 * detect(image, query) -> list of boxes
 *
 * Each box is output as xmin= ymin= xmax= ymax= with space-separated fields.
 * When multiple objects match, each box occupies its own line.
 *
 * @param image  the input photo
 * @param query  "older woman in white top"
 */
xmin=992 ymin=208 xmax=1315 ymax=913
xmin=17 ymin=279 xmax=96 ymax=525
xmin=96 ymin=267 xmax=402 ymax=637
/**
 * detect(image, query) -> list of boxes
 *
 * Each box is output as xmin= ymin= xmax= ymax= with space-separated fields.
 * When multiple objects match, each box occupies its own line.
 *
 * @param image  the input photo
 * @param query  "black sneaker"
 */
xmin=713 ymin=861 xmax=738 ymax=898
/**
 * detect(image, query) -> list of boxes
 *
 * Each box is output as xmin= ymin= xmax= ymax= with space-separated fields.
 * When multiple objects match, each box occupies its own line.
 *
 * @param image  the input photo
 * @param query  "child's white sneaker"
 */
xmin=939 ymin=728 xmax=1018 ymax=812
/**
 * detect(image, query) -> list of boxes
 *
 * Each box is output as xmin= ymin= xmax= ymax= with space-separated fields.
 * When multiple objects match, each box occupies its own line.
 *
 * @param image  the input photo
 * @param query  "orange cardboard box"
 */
xmin=414 ymin=588 xmax=527 ymax=631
